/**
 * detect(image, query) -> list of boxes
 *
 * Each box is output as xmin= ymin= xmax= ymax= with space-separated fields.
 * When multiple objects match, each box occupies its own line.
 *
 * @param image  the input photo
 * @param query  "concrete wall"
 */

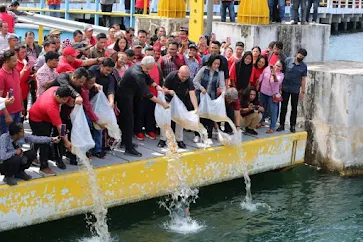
xmin=212 ymin=22 xmax=331 ymax=62
xmin=135 ymin=16 xmax=190 ymax=37
xmin=297 ymin=61 xmax=363 ymax=171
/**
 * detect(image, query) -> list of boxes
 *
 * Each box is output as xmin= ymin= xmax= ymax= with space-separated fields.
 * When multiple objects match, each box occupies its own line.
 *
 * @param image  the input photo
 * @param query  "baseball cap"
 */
xmin=84 ymin=24 xmax=94 ymax=32
xmin=188 ymin=44 xmax=197 ymax=50
xmin=49 ymin=29 xmax=61 ymax=36
xmin=132 ymin=40 xmax=143 ymax=48
xmin=62 ymin=47 xmax=78 ymax=57
xmin=8 ymin=33 xmax=19 ymax=40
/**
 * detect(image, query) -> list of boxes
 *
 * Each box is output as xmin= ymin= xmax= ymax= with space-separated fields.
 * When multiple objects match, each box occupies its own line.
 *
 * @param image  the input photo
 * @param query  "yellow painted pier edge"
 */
xmin=0 ymin=132 xmax=307 ymax=232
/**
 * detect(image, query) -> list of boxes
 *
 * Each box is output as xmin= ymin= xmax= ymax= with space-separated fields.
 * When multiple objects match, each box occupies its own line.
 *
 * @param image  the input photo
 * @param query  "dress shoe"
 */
xmin=15 ymin=171 xmax=32 ymax=181
xmin=157 ymin=140 xmax=167 ymax=148
xmin=3 ymin=176 xmax=17 ymax=185
xmin=119 ymin=142 xmax=138 ymax=148
xmin=290 ymin=125 xmax=296 ymax=133
xmin=125 ymin=148 xmax=142 ymax=157
xmin=177 ymin=141 xmax=186 ymax=149
xmin=276 ymin=125 xmax=285 ymax=132
xmin=246 ymin=128 xmax=258 ymax=135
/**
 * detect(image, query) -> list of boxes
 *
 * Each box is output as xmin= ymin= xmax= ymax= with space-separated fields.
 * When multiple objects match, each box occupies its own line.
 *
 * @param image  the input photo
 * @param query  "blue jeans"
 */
xmin=260 ymin=93 xmax=279 ymax=130
xmin=124 ymin=9 xmax=130 ymax=28
xmin=220 ymin=1 xmax=235 ymax=22
xmin=292 ymin=0 xmax=306 ymax=23
xmin=0 ymin=112 xmax=21 ymax=134
xmin=268 ymin=0 xmax=285 ymax=21
xmin=86 ymin=116 xmax=103 ymax=153
xmin=306 ymin=0 xmax=319 ymax=22
xmin=49 ymin=4 xmax=61 ymax=18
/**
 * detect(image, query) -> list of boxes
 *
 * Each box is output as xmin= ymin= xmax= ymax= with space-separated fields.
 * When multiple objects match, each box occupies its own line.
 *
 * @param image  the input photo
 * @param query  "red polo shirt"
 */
xmin=56 ymin=57 xmax=83 ymax=74
xmin=0 ymin=12 xmax=15 ymax=33
xmin=29 ymin=87 xmax=63 ymax=126
xmin=15 ymin=60 xmax=31 ymax=100
xmin=0 ymin=67 xmax=22 ymax=115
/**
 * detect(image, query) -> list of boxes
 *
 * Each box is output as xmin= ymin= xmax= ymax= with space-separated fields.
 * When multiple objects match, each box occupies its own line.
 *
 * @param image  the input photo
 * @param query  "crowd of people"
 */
xmin=0 ymin=2 xmax=308 ymax=185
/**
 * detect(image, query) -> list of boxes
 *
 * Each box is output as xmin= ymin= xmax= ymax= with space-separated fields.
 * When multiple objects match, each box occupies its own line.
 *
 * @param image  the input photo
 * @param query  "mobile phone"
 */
xmin=270 ymin=65 xmax=273 ymax=70
xmin=8 ymin=88 xmax=13 ymax=98
xmin=60 ymin=124 xmax=66 ymax=137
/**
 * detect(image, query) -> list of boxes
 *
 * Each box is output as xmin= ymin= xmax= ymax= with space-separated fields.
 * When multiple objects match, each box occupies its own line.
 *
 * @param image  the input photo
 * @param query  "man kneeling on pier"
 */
xmin=0 ymin=123 xmax=61 ymax=185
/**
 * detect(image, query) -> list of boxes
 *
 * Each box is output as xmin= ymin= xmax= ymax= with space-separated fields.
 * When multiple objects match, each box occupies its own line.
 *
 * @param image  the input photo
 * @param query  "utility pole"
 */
xmin=206 ymin=0 xmax=213 ymax=36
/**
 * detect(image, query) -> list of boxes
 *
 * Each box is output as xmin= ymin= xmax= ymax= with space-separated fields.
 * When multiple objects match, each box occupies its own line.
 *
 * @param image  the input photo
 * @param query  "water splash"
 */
xmin=73 ymin=147 xmax=111 ymax=242
xmin=159 ymin=127 xmax=205 ymax=234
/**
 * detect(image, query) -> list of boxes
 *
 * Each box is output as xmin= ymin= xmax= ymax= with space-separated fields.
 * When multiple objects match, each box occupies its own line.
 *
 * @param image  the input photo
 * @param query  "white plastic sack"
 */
xmin=90 ymin=91 xmax=121 ymax=140
xmin=170 ymin=95 xmax=200 ymax=131
xmin=71 ymin=104 xmax=95 ymax=154
xmin=155 ymin=91 xmax=171 ymax=130
xmin=198 ymin=93 xmax=228 ymax=122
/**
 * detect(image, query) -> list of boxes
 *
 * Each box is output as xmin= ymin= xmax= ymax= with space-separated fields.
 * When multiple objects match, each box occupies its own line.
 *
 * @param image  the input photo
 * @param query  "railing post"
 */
xmin=130 ymin=0 xmax=135 ymax=28
xmin=40 ymin=0 xmax=45 ymax=15
xmin=65 ymin=0 xmax=70 ymax=20
xmin=38 ymin=25 xmax=44 ymax=45
xmin=95 ymin=0 xmax=100 ymax=26
xmin=144 ymin=0 xmax=147 ymax=14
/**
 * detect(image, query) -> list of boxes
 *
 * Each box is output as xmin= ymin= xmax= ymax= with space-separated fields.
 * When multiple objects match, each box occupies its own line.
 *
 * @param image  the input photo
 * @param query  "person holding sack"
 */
xmin=258 ymin=60 xmax=284 ymax=134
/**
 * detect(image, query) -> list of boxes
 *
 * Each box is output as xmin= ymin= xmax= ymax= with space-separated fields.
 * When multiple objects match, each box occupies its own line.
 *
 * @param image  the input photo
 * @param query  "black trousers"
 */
xmin=29 ymin=120 xmax=52 ymax=170
xmin=134 ymin=98 xmax=156 ymax=133
xmin=118 ymin=95 xmax=134 ymax=151
xmin=0 ymin=150 xmax=36 ymax=177
xmin=101 ymin=4 xmax=113 ymax=27
xmin=201 ymin=118 xmax=214 ymax=139
xmin=279 ymin=90 xmax=299 ymax=127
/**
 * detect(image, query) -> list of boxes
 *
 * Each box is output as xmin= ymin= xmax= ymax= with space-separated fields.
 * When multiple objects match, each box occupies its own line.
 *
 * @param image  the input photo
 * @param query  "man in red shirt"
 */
xmin=0 ymin=5 xmax=14 ymax=33
xmin=0 ymin=50 xmax=23 ymax=134
xmin=29 ymin=86 xmax=73 ymax=176
xmin=56 ymin=46 xmax=102 ymax=74
xmin=15 ymin=45 xmax=31 ymax=120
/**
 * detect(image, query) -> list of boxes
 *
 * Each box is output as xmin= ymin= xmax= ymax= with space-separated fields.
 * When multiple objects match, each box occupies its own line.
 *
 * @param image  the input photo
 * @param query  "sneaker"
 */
xmin=135 ymin=133 xmax=145 ymax=141
xmin=145 ymin=132 xmax=156 ymax=140
xmin=39 ymin=168 xmax=57 ymax=177
xmin=177 ymin=141 xmax=186 ymax=149
xmin=246 ymin=127 xmax=258 ymax=135
xmin=93 ymin=151 xmax=106 ymax=159
xmin=157 ymin=140 xmax=167 ymax=148
xmin=276 ymin=125 xmax=285 ymax=132
xmin=3 ymin=176 xmax=17 ymax=185
xmin=15 ymin=171 xmax=32 ymax=181
xmin=193 ymin=136 xmax=200 ymax=143
xmin=56 ymin=159 xmax=66 ymax=170
xmin=32 ymin=159 xmax=41 ymax=167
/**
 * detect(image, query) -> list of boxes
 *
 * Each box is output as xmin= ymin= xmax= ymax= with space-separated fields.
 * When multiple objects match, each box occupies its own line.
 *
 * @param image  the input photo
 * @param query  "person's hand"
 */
xmin=258 ymin=106 xmax=264 ymax=112
xmin=162 ymin=102 xmax=169 ymax=109
xmin=52 ymin=136 xmax=61 ymax=144
xmin=64 ymin=141 xmax=72 ymax=151
xmin=109 ymin=102 xmax=114 ymax=109
xmin=201 ymin=88 xmax=207 ymax=94
xmin=182 ymin=40 xmax=188 ymax=47
xmin=248 ymin=105 xmax=254 ymax=111
xmin=15 ymin=148 xmax=23 ymax=155
xmin=5 ymin=115 xmax=13 ymax=125
xmin=75 ymin=96 xmax=83 ymax=105
xmin=156 ymin=85 xmax=163 ymax=92
xmin=168 ymin=90 xmax=175 ymax=96
xmin=97 ymin=57 xmax=105 ymax=63
xmin=299 ymin=92 xmax=304 ymax=100
xmin=4 ymin=96 xmax=14 ymax=106
xmin=98 ymin=122 xmax=107 ymax=130
xmin=23 ymin=64 xmax=30 ymax=72
xmin=94 ymin=83 xmax=102 ymax=91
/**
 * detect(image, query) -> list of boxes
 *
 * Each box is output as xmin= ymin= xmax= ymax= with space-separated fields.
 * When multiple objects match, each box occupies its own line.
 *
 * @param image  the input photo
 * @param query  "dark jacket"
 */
xmin=50 ymin=73 xmax=80 ymax=99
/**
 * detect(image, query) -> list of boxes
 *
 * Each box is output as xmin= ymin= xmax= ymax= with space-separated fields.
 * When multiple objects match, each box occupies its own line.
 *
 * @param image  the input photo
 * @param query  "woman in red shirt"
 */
xmin=250 ymin=55 xmax=268 ymax=88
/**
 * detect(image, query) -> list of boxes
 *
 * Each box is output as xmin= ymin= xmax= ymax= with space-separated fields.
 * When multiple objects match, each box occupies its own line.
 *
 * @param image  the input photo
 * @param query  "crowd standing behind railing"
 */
xmin=0 ymin=1 xmax=307 ymax=186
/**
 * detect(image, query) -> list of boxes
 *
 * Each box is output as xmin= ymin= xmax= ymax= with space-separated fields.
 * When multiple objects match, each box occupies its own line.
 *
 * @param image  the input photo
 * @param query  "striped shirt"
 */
xmin=184 ymin=54 xmax=200 ymax=79
xmin=158 ymin=54 xmax=185 ymax=78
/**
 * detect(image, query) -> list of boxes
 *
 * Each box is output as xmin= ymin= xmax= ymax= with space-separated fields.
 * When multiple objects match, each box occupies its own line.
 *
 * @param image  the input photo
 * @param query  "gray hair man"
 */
xmin=224 ymin=87 xmax=241 ymax=133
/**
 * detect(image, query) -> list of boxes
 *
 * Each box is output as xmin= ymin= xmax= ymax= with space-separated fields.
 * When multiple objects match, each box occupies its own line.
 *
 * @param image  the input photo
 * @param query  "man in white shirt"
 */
xmin=0 ymin=22 xmax=9 ymax=52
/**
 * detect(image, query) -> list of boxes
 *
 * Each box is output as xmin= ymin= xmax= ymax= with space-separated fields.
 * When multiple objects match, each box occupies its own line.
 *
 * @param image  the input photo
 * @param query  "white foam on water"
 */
xmin=159 ymin=128 xmax=204 ymax=234
xmin=77 ymin=236 xmax=117 ymax=242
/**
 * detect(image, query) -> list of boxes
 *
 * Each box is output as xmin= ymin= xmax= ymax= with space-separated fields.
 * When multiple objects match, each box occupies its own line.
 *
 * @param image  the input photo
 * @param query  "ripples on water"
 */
xmin=329 ymin=32 xmax=363 ymax=62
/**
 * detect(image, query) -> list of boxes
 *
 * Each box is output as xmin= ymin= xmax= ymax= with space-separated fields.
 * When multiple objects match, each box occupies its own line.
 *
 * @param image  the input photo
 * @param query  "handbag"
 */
xmin=268 ymin=71 xmax=283 ymax=103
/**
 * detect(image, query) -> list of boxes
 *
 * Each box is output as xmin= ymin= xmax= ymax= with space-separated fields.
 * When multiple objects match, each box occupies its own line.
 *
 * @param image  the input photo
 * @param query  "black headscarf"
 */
xmin=235 ymin=51 xmax=253 ymax=91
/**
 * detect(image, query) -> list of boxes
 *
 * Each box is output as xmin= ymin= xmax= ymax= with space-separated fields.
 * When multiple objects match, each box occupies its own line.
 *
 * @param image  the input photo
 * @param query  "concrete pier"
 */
xmin=212 ymin=22 xmax=331 ymax=62
xmin=297 ymin=61 xmax=363 ymax=172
